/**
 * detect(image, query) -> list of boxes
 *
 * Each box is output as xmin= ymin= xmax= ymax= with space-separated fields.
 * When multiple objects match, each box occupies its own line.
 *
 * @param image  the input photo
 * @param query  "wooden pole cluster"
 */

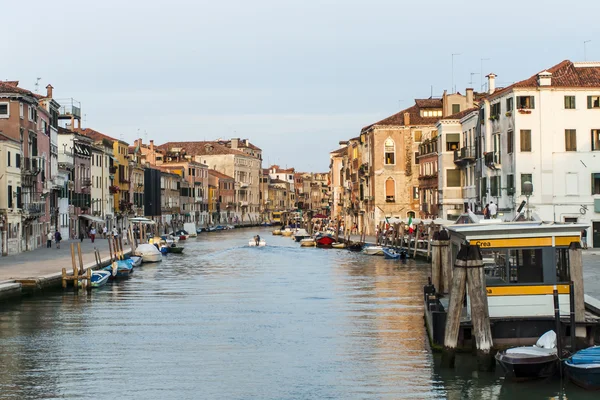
xmin=62 ymin=242 xmax=92 ymax=292
xmin=568 ymin=242 xmax=585 ymax=344
xmin=442 ymin=243 xmax=494 ymax=371
xmin=430 ymin=228 xmax=451 ymax=295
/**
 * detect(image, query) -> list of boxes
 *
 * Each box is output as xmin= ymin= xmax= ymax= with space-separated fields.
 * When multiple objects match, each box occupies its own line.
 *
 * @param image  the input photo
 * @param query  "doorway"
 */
xmin=593 ymin=222 xmax=600 ymax=248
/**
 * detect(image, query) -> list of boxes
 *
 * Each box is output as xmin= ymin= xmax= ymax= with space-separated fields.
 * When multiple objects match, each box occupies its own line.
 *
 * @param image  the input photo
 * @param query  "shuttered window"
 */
xmin=520 ymin=130 xmax=531 ymax=152
xmin=385 ymin=178 xmax=395 ymax=202
xmin=565 ymin=129 xmax=577 ymax=151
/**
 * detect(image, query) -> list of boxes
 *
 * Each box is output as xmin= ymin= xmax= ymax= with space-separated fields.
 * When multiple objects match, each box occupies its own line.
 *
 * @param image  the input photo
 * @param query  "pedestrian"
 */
xmin=581 ymin=229 xmax=588 ymax=249
xmin=46 ymin=231 xmax=53 ymax=248
xmin=483 ymin=204 xmax=490 ymax=219
xmin=55 ymin=230 xmax=62 ymax=249
xmin=103 ymin=225 xmax=108 ymax=239
xmin=489 ymin=201 xmax=497 ymax=219
xmin=90 ymin=227 xmax=97 ymax=243
xmin=79 ymin=230 xmax=85 ymax=242
xmin=113 ymin=227 xmax=119 ymax=237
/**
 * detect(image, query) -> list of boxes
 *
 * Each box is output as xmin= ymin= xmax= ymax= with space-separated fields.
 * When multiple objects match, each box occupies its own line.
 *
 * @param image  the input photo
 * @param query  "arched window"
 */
xmin=385 ymin=177 xmax=395 ymax=202
xmin=407 ymin=211 xmax=416 ymax=218
xmin=384 ymin=138 xmax=395 ymax=165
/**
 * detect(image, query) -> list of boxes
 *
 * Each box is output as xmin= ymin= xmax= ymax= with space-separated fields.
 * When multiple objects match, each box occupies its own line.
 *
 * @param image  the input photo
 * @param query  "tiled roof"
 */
xmin=208 ymin=169 xmax=234 ymax=180
xmin=75 ymin=128 xmax=119 ymax=144
xmin=158 ymin=141 xmax=247 ymax=156
xmin=441 ymin=106 xmax=479 ymax=120
xmin=270 ymin=178 xmax=288 ymax=184
xmin=488 ymin=60 xmax=600 ymax=100
xmin=217 ymin=139 xmax=262 ymax=151
xmin=415 ymin=98 xmax=443 ymax=108
xmin=329 ymin=147 xmax=347 ymax=155
xmin=0 ymin=81 xmax=36 ymax=97
xmin=362 ymin=103 xmax=441 ymax=132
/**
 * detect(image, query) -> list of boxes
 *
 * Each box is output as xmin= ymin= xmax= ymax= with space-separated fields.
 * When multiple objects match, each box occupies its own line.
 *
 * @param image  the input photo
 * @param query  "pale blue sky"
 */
xmin=2 ymin=0 xmax=598 ymax=170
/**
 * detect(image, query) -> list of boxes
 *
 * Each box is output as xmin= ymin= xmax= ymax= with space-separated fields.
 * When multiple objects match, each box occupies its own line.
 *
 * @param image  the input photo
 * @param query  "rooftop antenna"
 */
xmin=83 ymin=113 xmax=87 ymax=125
xmin=430 ymin=85 xmax=433 ymax=98
xmin=469 ymin=72 xmax=480 ymax=86
xmin=584 ymin=40 xmax=592 ymax=61
xmin=451 ymin=53 xmax=461 ymax=93
xmin=34 ymin=77 xmax=41 ymax=93
xmin=480 ymin=58 xmax=490 ymax=91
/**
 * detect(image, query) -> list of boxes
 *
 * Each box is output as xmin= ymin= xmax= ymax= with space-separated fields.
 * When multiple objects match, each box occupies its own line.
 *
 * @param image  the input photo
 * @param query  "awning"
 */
xmin=78 ymin=214 xmax=105 ymax=223
xmin=129 ymin=217 xmax=156 ymax=224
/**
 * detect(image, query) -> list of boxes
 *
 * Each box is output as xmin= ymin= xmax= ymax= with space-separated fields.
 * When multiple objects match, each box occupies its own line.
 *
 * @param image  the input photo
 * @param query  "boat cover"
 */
xmin=569 ymin=346 xmax=600 ymax=365
xmin=506 ymin=347 xmax=557 ymax=356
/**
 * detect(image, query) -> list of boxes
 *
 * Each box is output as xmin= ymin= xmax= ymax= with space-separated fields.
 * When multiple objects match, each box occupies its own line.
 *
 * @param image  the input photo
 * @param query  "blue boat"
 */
xmin=90 ymin=270 xmax=111 ymax=288
xmin=382 ymin=247 xmax=409 ymax=260
xmin=564 ymin=346 xmax=600 ymax=390
xmin=103 ymin=260 xmax=134 ymax=278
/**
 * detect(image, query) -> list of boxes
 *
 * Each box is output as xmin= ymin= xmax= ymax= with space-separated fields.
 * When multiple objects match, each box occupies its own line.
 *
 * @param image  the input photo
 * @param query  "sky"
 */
xmin=2 ymin=0 xmax=599 ymax=171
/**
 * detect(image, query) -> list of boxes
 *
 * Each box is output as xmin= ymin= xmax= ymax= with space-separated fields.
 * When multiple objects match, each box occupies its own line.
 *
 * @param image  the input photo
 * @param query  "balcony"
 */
xmin=484 ymin=151 xmax=501 ymax=170
xmin=453 ymin=146 xmax=475 ymax=165
xmin=421 ymin=202 xmax=429 ymax=213
xmin=23 ymin=202 xmax=45 ymax=216
xmin=240 ymin=182 xmax=249 ymax=188
xmin=240 ymin=201 xmax=249 ymax=207
xmin=22 ymin=157 xmax=41 ymax=175
xmin=82 ymin=178 xmax=92 ymax=187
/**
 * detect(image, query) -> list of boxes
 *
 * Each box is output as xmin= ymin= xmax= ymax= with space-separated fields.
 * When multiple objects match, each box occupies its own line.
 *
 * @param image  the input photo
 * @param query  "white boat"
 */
xmin=249 ymin=240 xmax=267 ymax=247
xmin=134 ymin=243 xmax=163 ymax=263
xmin=293 ymin=229 xmax=311 ymax=242
xmin=362 ymin=246 xmax=385 ymax=256
xmin=281 ymin=228 xmax=293 ymax=237
xmin=300 ymin=238 xmax=316 ymax=247
xmin=129 ymin=256 xmax=143 ymax=267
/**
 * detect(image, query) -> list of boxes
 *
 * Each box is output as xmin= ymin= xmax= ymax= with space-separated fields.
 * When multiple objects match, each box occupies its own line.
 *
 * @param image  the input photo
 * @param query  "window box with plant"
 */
xmin=109 ymin=185 xmax=119 ymax=194
xmin=518 ymin=109 xmax=532 ymax=114
xmin=505 ymin=111 xmax=512 ymax=117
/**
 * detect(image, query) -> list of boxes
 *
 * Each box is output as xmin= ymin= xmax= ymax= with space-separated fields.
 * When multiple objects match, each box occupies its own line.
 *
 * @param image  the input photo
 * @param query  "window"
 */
xmin=507 ymin=130 xmax=514 ymax=154
xmin=446 ymin=133 xmax=459 ymax=151
xmin=509 ymin=249 xmax=544 ymax=283
xmin=19 ymin=103 xmax=24 ymax=119
xmin=517 ymin=96 xmax=535 ymax=109
xmin=447 ymin=169 xmax=461 ymax=187
xmin=384 ymin=138 xmax=395 ymax=165
xmin=385 ymin=178 xmax=395 ymax=202
xmin=452 ymin=104 xmax=461 ymax=114
xmin=412 ymin=186 xmax=419 ymax=200
xmin=521 ymin=174 xmax=533 ymax=193
xmin=481 ymin=177 xmax=487 ymax=199
xmin=414 ymin=152 xmax=419 ymax=165
xmin=414 ymin=130 xmax=422 ymax=142
xmin=520 ymin=130 xmax=531 ymax=152
xmin=7 ymin=185 xmax=12 ymax=208
xmin=565 ymin=129 xmax=577 ymax=151
xmin=490 ymin=102 xmax=501 ymax=118
xmin=422 ymin=110 xmax=442 ymax=117
xmin=592 ymin=173 xmax=600 ymax=195
xmin=7 ymin=151 xmax=10 ymax=167
xmin=0 ymin=103 xmax=8 ymax=118
xmin=592 ymin=129 xmax=600 ymax=151
xmin=507 ymin=174 xmax=515 ymax=195
xmin=490 ymin=175 xmax=501 ymax=197
xmin=587 ymin=96 xmax=600 ymax=109
xmin=564 ymin=96 xmax=576 ymax=109
xmin=506 ymin=97 xmax=513 ymax=112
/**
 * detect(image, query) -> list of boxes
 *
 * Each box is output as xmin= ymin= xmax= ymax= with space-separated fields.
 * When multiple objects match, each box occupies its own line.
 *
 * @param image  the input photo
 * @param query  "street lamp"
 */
xmin=522 ymin=181 xmax=533 ymax=220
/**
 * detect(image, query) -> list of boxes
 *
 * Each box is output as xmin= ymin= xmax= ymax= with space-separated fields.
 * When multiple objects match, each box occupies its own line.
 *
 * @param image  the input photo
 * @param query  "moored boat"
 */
xmin=135 ymin=243 xmax=163 ymax=263
xmin=362 ymin=245 xmax=385 ymax=256
xmin=272 ymin=229 xmax=282 ymax=235
xmin=293 ymin=229 xmax=311 ymax=242
xmin=300 ymin=238 xmax=316 ymax=247
xmin=103 ymin=260 xmax=134 ymax=278
xmin=564 ymin=346 xmax=600 ymax=390
xmin=331 ymin=242 xmax=346 ymax=249
xmin=167 ymin=245 xmax=184 ymax=254
xmin=281 ymin=228 xmax=293 ymax=237
xmin=90 ymin=270 xmax=111 ymax=287
xmin=316 ymin=234 xmax=335 ymax=248
xmin=382 ymin=247 xmax=409 ymax=260
xmin=347 ymin=242 xmax=364 ymax=252
xmin=495 ymin=330 xmax=558 ymax=381
xmin=129 ymin=256 xmax=143 ymax=268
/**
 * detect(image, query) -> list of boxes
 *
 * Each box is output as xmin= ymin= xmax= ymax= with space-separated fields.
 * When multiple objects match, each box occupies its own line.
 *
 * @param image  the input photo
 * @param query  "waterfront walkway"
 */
xmin=0 ymin=238 xmax=131 ymax=282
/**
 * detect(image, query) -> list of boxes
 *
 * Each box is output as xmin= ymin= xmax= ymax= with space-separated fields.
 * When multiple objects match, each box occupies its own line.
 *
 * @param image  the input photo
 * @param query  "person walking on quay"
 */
xmin=483 ymin=204 xmax=490 ymax=219
xmin=103 ymin=225 xmax=108 ymax=239
xmin=46 ymin=231 xmax=53 ymax=248
xmin=112 ymin=227 xmax=119 ymax=238
xmin=582 ymin=229 xmax=588 ymax=249
xmin=55 ymin=230 xmax=62 ymax=249
xmin=90 ymin=227 xmax=97 ymax=243
xmin=79 ymin=229 xmax=85 ymax=242
xmin=489 ymin=201 xmax=497 ymax=219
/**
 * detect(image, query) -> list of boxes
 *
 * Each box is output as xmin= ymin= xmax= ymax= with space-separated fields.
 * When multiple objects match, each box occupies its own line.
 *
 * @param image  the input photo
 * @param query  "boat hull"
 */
xmin=142 ymin=253 xmax=163 ymax=263
xmin=90 ymin=271 xmax=111 ymax=287
xmin=363 ymin=246 xmax=385 ymax=256
xmin=565 ymin=362 xmax=600 ymax=390
xmin=496 ymin=351 xmax=558 ymax=380
xmin=300 ymin=239 xmax=316 ymax=247
xmin=331 ymin=243 xmax=346 ymax=249
xmin=249 ymin=241 xmax=266 ymax=247
xmin=167 ymin=246 xmax=184 ymax=254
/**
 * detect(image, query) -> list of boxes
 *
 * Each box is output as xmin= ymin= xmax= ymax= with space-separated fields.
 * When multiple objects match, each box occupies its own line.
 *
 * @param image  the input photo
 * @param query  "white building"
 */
xmin=479 ymin=61 xmax=600 ymax=247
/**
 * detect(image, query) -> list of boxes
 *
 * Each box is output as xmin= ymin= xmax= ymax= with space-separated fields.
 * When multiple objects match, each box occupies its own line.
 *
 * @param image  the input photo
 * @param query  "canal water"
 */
xmin=0 ymin=228 xmax=597 ymax=399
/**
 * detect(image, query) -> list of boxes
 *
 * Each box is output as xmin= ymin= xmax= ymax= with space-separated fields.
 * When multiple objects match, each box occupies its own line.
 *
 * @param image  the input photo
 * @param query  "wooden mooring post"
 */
xmin=431 ymin=229 xmax=451 ymax=295
xmin=441 ymin=243 xmax=494 ymax=371
xmin=61 ymin=242 xmax=92 ymax=291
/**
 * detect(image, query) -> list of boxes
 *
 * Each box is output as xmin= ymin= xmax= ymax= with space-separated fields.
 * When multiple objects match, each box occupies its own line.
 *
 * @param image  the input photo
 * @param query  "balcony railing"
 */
xmin=484 ymin=151 xmax=501 ymax=169
xmin=23 ymin=202 xmax=45 ymax=216
xmin=22 ymin=157 xmax=40 ymax=175
xmin=453 ymin=146 xmax=476 ymax=165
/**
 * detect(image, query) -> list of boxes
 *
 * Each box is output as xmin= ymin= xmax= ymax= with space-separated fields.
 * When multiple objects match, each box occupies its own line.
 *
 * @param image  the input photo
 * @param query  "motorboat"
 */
xmin=103 ymin=260 xmax=134 ymax=278
xmin=293 ymin=229 xmax=311 ymax=242
xmin=281 ymin=228 xmax=294 ymax=237
xmin=382 ymin=247 xmax=409 ymax=260
xmin=134 ymin=243 xmax=163 ymax=263
xmin=272 ymin=229 xmax=282 ymax=236
xmin=331 ymin=242 xmax=346 ymax=249
xmin=300 ymin=238 xmax=316 ymax=247
xmin=167 ymin=244 xmax=184 ymax=253
xmin=249 ymin=239 xmax=266 ymax=247
xmin=174 ymin=229 xmax=189 ymax=240
xmin=129 ymin=256 xmax=143 ymax=268
xmin=316 ymin=234 xmax=335 ymax=248
xmin=226 ymin=225 xmax=236 ymax=230
xmin=495 ymin=330 xmax=559 ymax=381
xmin=347 ymin=242 xmax=364 ymax=252
xmin=90 ymin=270 xmax=111 ymax=287
xmin=362 ymin=246 xmax=385 ymax=256
xmin=564 ymin=346 xmax=600 ymax=389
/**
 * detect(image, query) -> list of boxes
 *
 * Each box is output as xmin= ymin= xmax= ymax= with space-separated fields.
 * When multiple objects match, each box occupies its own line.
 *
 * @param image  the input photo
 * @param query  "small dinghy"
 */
xmin=103 ymin=260 xmax=134 ymax=278
xmin=281 ymin=228 xmax=294 ymax=237
xmin=362 ymin=246 xmax=385 ymax=256
xmin=315 ymin=234 xmax=335 ymax=248
xmin=495 ymin=330 xmax=559 ymax=381
xmin=382 ymin=247 xmax=409 ymax=260
xmin=249 ymin=240 xmax=266 ymax=247
xmin=347 ymin=242 xmax=364 ymax=252
xmin=272 ymin=229 xmax=282 ymax=236
xmin=129 ymin=256 xmax=142 ymax=268
xmin=331 ymin=242 xmax=346 ymax=249
xmin=300 ymin=238 xmax=316 ymax=247
xmin=90 ymin=270 xmax=111 ymax=288
xmin=167 ymin=245 xmax=184 ymax=254
xmin=564 ymin=346 xmax=600 ymax=390
xmin=135 ymin=243 xmax=163 ymax=263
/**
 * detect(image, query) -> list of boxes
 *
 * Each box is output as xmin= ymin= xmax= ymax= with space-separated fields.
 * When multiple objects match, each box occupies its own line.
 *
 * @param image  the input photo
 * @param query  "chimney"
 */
xmin=466 ymin=88 xmax=474 ymax=107
xmin=537 ymin=71 xmax=552 ymax=86
xmin=486 ymin=73 xmax=496 ymax=94
xmin=403 ymin=112 xmax=410 ymax=126
xmin=231 ymin=138 xmax=239 ymax=149
xmin=150 ymin=140 xmax=154 ymax=152
xmin=245 ymin=139 xmax=249 ymax=146
xmin=46 ymin=84 xmax=53 ymax=98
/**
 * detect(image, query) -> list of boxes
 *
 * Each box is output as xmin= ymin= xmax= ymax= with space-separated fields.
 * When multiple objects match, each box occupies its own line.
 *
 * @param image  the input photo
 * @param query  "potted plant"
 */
xmin=518 ymin=109 xmax=532 ymax=114
xmin=505 ymin=111 xmax=512 ymax=117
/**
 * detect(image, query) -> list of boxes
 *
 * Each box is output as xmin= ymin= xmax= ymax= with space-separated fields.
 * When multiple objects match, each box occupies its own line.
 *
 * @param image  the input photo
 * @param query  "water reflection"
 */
xmin=0 ymin=228 xmax=597 ymax=399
